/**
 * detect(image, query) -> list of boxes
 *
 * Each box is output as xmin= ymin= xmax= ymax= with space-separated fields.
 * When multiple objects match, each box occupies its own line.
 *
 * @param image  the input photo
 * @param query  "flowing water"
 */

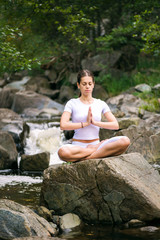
xmin=0 ymin=120 xmax=160 ymax=240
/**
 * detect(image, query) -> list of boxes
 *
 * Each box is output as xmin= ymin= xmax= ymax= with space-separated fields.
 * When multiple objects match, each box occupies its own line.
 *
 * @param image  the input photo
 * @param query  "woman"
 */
xmin=58 ymin=69 xmax=130 ymax=162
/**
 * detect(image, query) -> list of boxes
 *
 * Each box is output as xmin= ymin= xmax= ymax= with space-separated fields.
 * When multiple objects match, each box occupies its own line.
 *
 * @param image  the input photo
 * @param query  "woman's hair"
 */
xmin=77 ymin=69 xmax=94 ymax=84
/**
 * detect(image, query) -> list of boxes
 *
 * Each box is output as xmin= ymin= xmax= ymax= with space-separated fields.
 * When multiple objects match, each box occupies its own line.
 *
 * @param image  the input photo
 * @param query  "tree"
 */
xmin=133 ymin=10 xmax=160 ymax=56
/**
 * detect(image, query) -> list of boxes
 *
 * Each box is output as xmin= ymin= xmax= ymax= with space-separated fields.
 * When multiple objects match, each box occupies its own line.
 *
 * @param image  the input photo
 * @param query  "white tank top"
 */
xmin=64 ymin=98 xmax=110 ymax=140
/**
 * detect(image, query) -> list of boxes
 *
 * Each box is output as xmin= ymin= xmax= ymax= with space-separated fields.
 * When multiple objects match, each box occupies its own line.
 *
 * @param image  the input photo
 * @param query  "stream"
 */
xmin=0 ymin=120 xmax=160 ymax=240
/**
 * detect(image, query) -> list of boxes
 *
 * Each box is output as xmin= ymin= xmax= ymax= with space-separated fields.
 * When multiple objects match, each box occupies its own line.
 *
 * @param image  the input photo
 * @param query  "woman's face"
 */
xmin=77 ymin=76 xmax=94 ymax=96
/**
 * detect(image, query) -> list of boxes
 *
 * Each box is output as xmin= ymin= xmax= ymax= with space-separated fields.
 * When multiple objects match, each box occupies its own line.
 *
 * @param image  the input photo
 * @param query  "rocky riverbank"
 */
xmin=0 ymin=69 xmax=160 ymax=239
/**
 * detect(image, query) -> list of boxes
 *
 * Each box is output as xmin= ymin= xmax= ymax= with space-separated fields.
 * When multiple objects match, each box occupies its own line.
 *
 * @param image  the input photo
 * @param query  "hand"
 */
xmin=87 ymin=106 xmax=92 ymax=125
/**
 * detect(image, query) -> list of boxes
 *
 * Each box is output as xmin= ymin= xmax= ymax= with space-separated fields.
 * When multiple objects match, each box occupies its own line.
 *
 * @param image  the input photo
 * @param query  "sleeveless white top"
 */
xmin=64 ymin=98 xmax=110 ymax=140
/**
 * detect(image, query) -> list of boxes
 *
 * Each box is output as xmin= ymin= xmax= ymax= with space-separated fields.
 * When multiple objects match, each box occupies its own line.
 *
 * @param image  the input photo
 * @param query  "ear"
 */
xmin=77 ymin=82 xmax=80 ymax=89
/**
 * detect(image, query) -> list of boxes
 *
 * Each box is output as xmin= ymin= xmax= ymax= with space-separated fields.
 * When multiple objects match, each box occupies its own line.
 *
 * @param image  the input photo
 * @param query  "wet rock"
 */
xmin=40 ymin=153 xmax=160 ymax=224
xmin=140 ymin=226 xmax=159 ymax=232
xmin=0 ymin=199 xmax=57 ymax=239
xmin=0 ymin=131 xmax=18 ymax=169
xmin=127 ymin=219 xmax=146 ymax=228
xmin=20 ymin=152 xmax=50 ymax=171
xmin=36 ymin=206 xmax=53 ymax=221
xmin=59 ymin=213 xmax=81 ymax=231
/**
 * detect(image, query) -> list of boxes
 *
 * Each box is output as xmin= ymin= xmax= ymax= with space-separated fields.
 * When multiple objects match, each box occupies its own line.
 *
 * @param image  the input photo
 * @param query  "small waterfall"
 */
xmin=23 ymin=123 xmax=65 ymax=165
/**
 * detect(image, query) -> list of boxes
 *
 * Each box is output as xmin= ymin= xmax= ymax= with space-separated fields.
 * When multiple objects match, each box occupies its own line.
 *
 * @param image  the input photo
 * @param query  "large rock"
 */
xmin=40 ymin=153 xmax=160 ymax=224
xmin=11 ymin=90 xmax=64 ymax=114
xmin=107 ymin=93 xmax=144 ymax=117
xmin=144 ymin=113 xmax=160 ymax=134
xmin=116 ymin=125 xmax=160 ymax=163
xmin=93 ymin=84 xmax=109 ymax=101
xmin=135 ymin=83 xmax=152 ymax=93
xmin=81 ymin=51 xmax=122 ymax=73
xmin=0 ymin=199 xmax=57 ymax=240
xmin=25 ymin=76 xmax=50 ymax=92
xmin=58 ymin=85 xmax=75 ymax=103
xmin=0 ymin=131 xmax=18 ymax=169
xmin=20 ymin=152 xmax=50 ymax=171
xmin=0 ymin=108 xmax=22 ymax=129
xmin=0 ymin=108 xmax=23 ymax=146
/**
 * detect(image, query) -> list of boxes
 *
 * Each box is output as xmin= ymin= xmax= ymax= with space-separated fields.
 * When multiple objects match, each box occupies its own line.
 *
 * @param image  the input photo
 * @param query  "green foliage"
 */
xmin=0 ymin=0 xmax=160 ymax=76
xmin=97 ymin=25 xmax=142 ymax=51
xmin=95 ymin=73 xmax=133 ymax=97
xmin=0 ymin=26 xmax=41 ymax=75
xmin=95 ymin=55 xmax=160 ymax=97
xmin=133 ymin=10 xmax=160 ymax=56
xmin=135 ymin=91 xmax=160 ymax=113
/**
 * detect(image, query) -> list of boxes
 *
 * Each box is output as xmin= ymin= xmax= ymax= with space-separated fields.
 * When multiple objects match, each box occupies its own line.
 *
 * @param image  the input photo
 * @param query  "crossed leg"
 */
xmin=58 ymin=144 xmax=98 ymax=162
xmin=85 ymin=136 xmax=130 ymax=160
xmin=58 ymin=136 xmax=130 ymax=162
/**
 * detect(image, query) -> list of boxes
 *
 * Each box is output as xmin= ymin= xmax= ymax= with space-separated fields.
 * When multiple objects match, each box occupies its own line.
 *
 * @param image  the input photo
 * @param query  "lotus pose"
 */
xmin=58 ymin=69 xmax=130 ymax=162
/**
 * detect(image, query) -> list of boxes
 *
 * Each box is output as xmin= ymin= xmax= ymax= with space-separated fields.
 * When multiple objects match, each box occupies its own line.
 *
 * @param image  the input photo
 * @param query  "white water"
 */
xmin=0 ymin=123 xmax=65 ymax=187
xmin=0 ymin=175 xmax=42 ymax=187
xmin=24 ymin=125 xmax=64 ymax=165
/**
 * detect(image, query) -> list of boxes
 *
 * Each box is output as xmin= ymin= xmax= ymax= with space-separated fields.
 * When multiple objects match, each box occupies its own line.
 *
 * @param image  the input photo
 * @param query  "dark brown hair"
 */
xmin=77 ymin=69 xmax=94 ymax=84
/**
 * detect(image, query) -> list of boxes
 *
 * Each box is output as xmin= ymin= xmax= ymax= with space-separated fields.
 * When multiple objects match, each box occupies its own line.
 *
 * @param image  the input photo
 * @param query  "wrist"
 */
xmin=83 ymin=122 xmax=89 ymax=127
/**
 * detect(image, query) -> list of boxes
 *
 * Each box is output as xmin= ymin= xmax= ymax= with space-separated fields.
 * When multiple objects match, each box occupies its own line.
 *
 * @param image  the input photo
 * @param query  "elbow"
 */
xmin=60 ymin=122 xmax=66 ymax=130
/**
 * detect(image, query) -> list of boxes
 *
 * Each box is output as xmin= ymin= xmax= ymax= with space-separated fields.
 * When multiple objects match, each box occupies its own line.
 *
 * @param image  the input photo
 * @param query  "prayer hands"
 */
xmin=87 ymin=107 xmax=96 ymax=125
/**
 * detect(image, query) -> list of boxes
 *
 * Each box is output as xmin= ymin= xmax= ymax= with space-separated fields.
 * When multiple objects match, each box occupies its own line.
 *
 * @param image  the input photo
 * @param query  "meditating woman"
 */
xmin=58 ymin=69 xmax=130 ymax=162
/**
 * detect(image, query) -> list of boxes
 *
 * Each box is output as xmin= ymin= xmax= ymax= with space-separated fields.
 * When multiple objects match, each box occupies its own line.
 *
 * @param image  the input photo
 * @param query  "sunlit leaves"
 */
xmin=133 ymin=10 xmax=160 ymax=56
xmin=0 ymin=26 xmax=40 ymax=74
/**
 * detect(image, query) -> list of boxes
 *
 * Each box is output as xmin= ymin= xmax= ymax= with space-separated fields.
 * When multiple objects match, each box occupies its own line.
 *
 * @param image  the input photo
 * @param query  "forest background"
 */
xmin=0 ymin=0 xmax=160 ymax=104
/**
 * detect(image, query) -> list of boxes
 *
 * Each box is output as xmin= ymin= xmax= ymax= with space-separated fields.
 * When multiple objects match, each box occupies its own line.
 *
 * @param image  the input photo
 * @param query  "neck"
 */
xmin=80 ymin=95 xmax=93 ymax=103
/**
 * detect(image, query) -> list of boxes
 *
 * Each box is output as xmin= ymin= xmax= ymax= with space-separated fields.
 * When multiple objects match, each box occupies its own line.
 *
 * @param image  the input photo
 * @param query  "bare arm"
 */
xmin=91 ymin=111 xmax=119 ymax=130
xmin=60 ymin=109 xmax=92 ymax=130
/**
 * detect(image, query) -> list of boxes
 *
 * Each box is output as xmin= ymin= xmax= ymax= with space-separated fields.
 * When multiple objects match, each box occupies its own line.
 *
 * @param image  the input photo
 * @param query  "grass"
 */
xmin=95 ymin=55 xmax=160 ymax=97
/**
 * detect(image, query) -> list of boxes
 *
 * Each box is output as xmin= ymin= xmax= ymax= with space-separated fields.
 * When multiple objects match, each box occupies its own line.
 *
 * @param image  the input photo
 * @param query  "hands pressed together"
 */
xmin=87 ymin=106 xmax=96 ymax=126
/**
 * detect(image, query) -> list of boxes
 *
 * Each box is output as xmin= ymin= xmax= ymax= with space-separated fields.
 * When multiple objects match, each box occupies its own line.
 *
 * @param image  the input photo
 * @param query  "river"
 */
xmin=0 ymin=121 xmax=160 ymax=240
